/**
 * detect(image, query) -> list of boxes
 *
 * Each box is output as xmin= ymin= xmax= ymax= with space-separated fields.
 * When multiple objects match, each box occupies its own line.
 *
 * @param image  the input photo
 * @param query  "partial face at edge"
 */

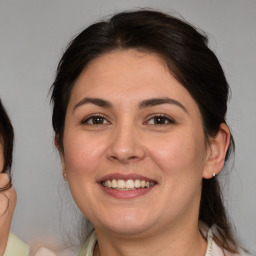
xmin=59 ymin=49 xmax=221 ymax=237
xmin=0 ymin=141 xmax=4 ymax=172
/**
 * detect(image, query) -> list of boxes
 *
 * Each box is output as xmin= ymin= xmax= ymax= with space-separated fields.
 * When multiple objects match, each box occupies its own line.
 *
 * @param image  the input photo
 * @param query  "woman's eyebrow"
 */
xmin=139 ymin=98 xmax=187 ymax=113
xmin=73 ymin=97 xmax=187 ymax=113
xmin=73 ymin=97 xmax=113 ymax=112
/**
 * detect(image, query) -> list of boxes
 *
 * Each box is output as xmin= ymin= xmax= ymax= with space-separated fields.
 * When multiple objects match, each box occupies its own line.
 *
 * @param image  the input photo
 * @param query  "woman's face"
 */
xmin=60 ymin=49 xmax=213 ymax=237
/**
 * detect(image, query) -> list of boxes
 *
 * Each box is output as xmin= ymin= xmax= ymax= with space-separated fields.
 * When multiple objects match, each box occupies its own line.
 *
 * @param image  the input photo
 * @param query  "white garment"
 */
xmin=78 ymin=225 xmax=246 ymax=256
xmin=203 ymin=227 xmax=239 ymax=256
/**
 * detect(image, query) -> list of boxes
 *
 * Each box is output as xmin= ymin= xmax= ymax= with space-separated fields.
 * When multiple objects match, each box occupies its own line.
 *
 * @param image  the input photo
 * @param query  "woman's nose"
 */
xmin=106 ymin=124 xmax=146 ymax=164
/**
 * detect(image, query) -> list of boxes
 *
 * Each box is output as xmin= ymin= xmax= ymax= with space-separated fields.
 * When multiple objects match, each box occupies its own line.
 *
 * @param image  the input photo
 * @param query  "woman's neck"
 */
xmin=93 ymin=223 xmax=207 ymax=256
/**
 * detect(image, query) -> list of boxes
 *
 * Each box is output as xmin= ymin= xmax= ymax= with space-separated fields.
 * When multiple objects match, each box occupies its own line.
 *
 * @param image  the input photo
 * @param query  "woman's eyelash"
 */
xmin=145 ymin=114 xmax=175 ymax=125
xmin=81 ymin=114 xmax=109 ymax=125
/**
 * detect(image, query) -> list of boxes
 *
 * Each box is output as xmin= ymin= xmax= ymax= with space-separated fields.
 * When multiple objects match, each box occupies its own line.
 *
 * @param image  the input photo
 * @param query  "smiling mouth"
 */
xmin=101 ymin=179 xmax=156 ymax=191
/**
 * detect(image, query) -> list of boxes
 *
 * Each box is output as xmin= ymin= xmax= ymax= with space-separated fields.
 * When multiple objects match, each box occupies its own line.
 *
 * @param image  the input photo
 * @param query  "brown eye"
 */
xmin=82 ymin=115 xmax=109 ymax=125
xmin=146 ymin=115 xmax=175 ymax=125
xmin=91 ymin=116 xmax=105 ymax=124
xmin=154 ymin=116 xmax=168 ymax=124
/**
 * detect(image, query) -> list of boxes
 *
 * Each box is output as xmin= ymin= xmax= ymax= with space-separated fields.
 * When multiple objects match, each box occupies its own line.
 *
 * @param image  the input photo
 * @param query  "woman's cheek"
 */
xmin=64 ymin=135 xmax=106 ymax=175
xmin=148 ymin=135 xmax=189 ymax=164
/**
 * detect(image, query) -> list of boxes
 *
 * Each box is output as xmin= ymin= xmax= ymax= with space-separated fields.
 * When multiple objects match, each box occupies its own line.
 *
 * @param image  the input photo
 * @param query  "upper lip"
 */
xmin=97 ymin=173 xmax=157 ymax=183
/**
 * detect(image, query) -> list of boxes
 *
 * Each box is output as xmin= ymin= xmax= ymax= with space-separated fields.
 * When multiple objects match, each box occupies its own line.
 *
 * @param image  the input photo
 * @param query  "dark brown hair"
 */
xmin=0 ymin=99 xmax=14 ymax=175
xmin=51 ymin=10 xmax=238 ymax=252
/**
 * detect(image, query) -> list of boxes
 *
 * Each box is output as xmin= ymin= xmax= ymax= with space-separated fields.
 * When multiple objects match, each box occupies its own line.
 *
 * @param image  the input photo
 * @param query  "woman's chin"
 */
xmin=94 ymin=214 xmax=157 ymax=237
xmin=100 ymin=224 xmax=152 ymax=237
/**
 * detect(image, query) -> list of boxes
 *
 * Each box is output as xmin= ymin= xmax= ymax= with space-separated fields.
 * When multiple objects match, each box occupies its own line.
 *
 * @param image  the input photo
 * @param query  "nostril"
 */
xmin=109 ymin=154 xmax=141 ymax=163
xmin=110 ymin=155 xmax=118 ymax=160
xmin=128 ymin=156 xmax=138 ymax=160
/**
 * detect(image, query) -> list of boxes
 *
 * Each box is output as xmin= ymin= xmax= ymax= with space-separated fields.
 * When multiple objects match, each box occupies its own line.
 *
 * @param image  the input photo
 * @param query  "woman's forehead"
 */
xmin=69 ymin=50 xmax=191 ymax=104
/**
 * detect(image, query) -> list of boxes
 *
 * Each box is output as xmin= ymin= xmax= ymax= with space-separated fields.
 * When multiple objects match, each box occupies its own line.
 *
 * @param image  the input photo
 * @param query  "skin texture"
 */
xmin=59 ymin=49 xmax=230 ymax=256
xmin=0 ymin=143 xmax=16 ymax=256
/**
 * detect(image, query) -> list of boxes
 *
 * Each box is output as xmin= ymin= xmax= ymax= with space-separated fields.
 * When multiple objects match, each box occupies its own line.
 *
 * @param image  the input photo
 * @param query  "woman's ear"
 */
xmin=54 ymin=135 xmax=67 ymax=180
xmin=203 ymin=123 xmax=231 ymax=179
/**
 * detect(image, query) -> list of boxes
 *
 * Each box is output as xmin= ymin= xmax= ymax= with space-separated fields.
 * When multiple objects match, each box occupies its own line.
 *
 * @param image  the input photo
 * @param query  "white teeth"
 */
xmin=126 ymin=179 xmax=135 ymax=189
xmin=134 ymin=179 xmax=141 ymax=188
xmin=117 ymin=179 xmax=126 ymax=188
xmin=112 ymin=179 xmax=117 ymax=188
xmin=107 ymin=180 xmax=112 ymax=187
xmin=102 ymin=179 xmax=155 ymax=190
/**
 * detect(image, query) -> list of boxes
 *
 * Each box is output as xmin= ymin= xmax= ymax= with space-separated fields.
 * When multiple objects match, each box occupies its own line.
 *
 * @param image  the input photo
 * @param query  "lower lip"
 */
xmin=99 ymin=184 xmax=155 ymax=199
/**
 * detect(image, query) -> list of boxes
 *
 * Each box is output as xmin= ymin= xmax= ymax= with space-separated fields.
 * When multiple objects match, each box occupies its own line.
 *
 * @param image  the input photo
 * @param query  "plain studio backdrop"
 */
xmin=0 ymin=0 xmax=255 ymax=254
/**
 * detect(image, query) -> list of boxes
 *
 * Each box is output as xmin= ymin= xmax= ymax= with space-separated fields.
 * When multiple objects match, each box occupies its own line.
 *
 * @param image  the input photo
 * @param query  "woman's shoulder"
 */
xmin=3 ymin=233 xmax=59 ymax=256
xmin=4 ymin=233 xmax=29 ymax=256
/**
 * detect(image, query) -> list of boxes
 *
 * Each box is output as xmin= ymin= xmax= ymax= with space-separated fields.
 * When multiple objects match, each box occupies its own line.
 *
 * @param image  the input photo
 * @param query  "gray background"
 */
xmin=0 ymin=0 xmax=255 ymax=253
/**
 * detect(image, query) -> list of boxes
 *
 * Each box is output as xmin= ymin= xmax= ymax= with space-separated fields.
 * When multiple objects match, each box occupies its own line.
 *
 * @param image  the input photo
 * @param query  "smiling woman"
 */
xmin=50 ymin=10 xmax=248 ymax=256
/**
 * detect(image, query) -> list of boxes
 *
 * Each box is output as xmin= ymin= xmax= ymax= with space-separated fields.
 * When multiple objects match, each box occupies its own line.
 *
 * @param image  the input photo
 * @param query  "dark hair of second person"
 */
xmin=0 ymin=100 xmax=14 ymax=176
